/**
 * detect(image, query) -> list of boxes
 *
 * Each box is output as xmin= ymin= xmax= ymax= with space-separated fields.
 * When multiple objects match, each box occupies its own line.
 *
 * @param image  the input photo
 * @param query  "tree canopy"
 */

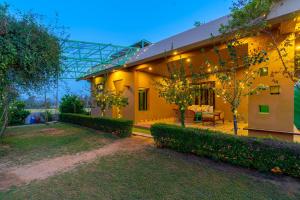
xmin=0 ymin=4 xmax=61 ymax=93
xmin=0 ymin=3 xmax=63 ymax=137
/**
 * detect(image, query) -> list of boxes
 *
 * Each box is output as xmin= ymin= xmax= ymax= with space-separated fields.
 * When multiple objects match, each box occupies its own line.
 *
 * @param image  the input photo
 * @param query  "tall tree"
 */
xmin=187 ymin=0 xmax=276 ymax=135
xmin=155 ymin=59 xmax=196 ymax=127
xmin=0 ymin=4 xmax=62 ymax=137
xmin=198 ymin=41 xmax=269 ymax=135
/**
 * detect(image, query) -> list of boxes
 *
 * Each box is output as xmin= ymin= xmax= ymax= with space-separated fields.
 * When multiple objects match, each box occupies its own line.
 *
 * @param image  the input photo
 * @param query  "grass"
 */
xmin=0 ymin=123 xmax=117 ymax=166
xmin=1 ymin=148 xmax=299 ymax=200
xmin=133 ymin=127 xmax=151 ymax=134
xmin=295 ymin=87 xmax=300 ymax=130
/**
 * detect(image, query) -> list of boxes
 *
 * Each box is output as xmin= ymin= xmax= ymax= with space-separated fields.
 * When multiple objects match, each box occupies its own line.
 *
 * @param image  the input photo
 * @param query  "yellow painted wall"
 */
xmin=246 ymin=31 xmax=295 ymax=133
xmin=91 ymin=70 xmax=135 ymax=120
xmin=134 ymin=71 xmax=176 ymax=123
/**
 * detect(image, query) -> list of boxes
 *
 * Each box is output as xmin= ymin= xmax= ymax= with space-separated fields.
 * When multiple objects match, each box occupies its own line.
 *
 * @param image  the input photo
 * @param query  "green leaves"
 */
xmin=151 ymin=123 xmax=300 ymax=178
xmin=59 ymin=94 xmax=84 ymax=114
xmin=221 ymin=0 xmax=279 ymax=34
xmin=94 ymin=90 xmax=128 ymax=118
xmin=0 ymin=3 xmax=62 ymax=93
xmin=59 ymin=113 xmax=133 ymax=138
xmin=155 ymin=61 xmax=195 ymax=127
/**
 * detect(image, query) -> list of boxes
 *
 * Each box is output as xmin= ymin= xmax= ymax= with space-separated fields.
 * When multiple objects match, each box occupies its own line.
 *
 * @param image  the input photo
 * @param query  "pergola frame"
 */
xmin=60 ymin=39 xmax=139 ymax=79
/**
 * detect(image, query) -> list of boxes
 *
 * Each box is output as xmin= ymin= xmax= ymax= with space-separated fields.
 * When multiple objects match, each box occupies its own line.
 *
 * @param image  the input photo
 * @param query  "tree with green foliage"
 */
xmin=155 ymin=59 xmax=195 ymax=127
xmin=198 ymin=40 xmax=269 ymax=135
xmin=59 ymin=94 xmax=84 ymax=114
xmin=111 ymin=92 xmax=128 ymax=118
xmin=0 ymin=4 xmax=62 ymax=137
xmin=94 ymin=90 xmax=128 ymax=118
xmin=94 ymin=90 xmax=113 ymax=117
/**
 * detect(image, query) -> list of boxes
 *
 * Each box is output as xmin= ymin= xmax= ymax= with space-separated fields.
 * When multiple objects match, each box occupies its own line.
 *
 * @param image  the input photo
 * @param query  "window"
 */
xmin=139 ymin=89 xmax=148 ymax=111
xmin=259 ymin=105 xmax=269 ymax=114
xmin=270 ymin=85 xmax=280 ymax=95
xmin=259 ymin=67 xmax=268 ymax=77
xmin=193 ymin=82 xmax=215 ymax=107
xmin=96 ymin=83 xmax=104 ymax=93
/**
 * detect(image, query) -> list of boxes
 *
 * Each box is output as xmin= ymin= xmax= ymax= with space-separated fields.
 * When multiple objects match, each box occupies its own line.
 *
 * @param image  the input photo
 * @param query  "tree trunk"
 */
xmin=0 ymin=97 xmax=9 ymax=139
xmin=180 ymin=109 xmax=185 ymax=128
xmin=116 ymin=107 xmax=121 ymax=119
xmin=233 ymin=113 xmax=238 ymax=135
xmin=101 ymin=109 xmax=105 ymax=117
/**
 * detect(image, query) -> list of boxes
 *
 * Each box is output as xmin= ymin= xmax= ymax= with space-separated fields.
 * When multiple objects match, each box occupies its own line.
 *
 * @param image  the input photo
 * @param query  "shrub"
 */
xmin=59 ymin=113 xmax=133 ymax=138
xmin=8 ymin=101 xmax=30 ymax=126
xmin=43 ymin=110 xmax=53 ymax=122
xmin=59 ymin=94 xmax=84 ymax=114
xmin=150 ymin=123 xmax=300 ymax=178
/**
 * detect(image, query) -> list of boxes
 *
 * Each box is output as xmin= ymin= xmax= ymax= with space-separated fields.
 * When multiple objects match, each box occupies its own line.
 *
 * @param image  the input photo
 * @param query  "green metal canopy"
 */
xmin=60 ymin=39 xmax=150 ymax=79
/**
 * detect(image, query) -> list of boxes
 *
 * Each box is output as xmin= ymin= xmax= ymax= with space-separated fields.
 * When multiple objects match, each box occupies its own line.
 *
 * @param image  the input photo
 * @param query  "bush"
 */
xmin=150 ymin=123 xmax=300 ymax=178
xmin=59 ymin=95 xmax=84 ymax=114
xmin=43 ymin=110 xmax=53 ymax=122
xmin=59 ymin=113 xmax=133 ymax=138
xmin=8 ymin=101 xmax=30 ymax=126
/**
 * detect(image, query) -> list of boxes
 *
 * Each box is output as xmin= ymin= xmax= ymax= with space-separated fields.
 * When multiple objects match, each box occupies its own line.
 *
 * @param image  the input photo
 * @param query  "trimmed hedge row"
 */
xmin=59 ymin=113 xmax=133 ymax=138
xmin=150 ymin=123 xmax=300 ymax=178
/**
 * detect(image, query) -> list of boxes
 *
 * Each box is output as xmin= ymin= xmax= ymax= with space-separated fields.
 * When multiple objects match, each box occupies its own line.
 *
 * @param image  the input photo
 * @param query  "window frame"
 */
xmin=138 ymin=88 xmax=149 ymax=111
xmin=259 ymin=105 xmax=270 ymax=114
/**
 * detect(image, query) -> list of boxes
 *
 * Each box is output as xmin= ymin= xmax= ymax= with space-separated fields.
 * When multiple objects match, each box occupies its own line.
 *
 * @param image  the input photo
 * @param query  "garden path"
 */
xmin=0 ymin=136 xmax=153 ymax=190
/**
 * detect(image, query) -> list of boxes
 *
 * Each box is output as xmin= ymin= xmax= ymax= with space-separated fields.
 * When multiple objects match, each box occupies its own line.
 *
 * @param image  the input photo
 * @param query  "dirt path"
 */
xmin=0 ymin=136 xmax=153 ymax=190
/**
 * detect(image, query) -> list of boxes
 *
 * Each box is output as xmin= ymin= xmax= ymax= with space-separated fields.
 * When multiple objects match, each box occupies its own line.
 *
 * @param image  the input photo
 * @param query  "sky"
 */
xmin=7 ymin=0 xmax=233 ymax=100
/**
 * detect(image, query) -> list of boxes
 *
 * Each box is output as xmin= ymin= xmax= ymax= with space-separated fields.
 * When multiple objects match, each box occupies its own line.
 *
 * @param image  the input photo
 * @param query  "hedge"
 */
xmin=59 ymin=113 xmax=133 ymax=138
xmin=150 ymin=123 xmax=300 ymax=178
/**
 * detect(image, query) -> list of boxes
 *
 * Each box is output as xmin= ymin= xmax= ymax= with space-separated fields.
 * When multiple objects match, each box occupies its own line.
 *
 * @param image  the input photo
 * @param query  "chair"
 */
xmin=202 ymin=110 xmax=224 ymax=126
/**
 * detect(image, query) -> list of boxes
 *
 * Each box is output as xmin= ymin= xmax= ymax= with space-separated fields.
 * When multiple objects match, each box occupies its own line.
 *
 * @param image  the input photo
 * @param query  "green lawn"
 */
xmin=295 ymin=87 xmax=300 ymax=130
xmin=1 ymin=148 xmax=299 ymax=200
xmin=0 ymin=123 xmax=117 ymax=166
xmin=133 ymin=127 xmax=151 ymax=135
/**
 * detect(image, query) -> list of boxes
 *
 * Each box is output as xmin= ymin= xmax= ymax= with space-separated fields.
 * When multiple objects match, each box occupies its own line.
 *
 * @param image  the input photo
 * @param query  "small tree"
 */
xmin=94 ymin=90 xmax=113 ymax=117
xmin=59 ymin=94 xmax=84 ymax=114
xmin=155 ymin=60 xmax=195 ymax=127
xmin=94 ymin=90 xmax=128 ymax=118
xmin=111 ymin=92 xmax=128 ymax=118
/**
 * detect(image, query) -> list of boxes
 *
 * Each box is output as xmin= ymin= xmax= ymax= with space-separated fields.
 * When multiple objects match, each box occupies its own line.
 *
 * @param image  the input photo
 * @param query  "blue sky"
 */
xmin=7 ymin=0 xmax=232 ymax=99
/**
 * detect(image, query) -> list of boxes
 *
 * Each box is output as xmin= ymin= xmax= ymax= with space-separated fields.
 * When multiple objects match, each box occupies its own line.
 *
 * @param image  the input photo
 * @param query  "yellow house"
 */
xmin=82 ymin=0 xmax=300 ymax=142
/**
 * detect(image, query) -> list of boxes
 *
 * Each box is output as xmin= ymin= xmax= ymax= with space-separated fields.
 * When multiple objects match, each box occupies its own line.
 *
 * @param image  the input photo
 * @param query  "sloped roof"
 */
xmin=124 ymin=0 xmax=300 ymax=67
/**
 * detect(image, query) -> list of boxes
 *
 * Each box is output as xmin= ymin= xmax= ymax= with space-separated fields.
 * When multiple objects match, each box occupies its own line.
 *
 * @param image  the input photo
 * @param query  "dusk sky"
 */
xmin=7 ymin=0 xmax=232 ymax=99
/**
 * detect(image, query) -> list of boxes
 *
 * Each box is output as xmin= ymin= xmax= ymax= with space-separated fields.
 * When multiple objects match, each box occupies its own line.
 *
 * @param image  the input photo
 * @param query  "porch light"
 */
xmin=148 ymin=67 xmax=153 ymax=71
xmin=186 ymin=58 xmax=191 ymax=63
